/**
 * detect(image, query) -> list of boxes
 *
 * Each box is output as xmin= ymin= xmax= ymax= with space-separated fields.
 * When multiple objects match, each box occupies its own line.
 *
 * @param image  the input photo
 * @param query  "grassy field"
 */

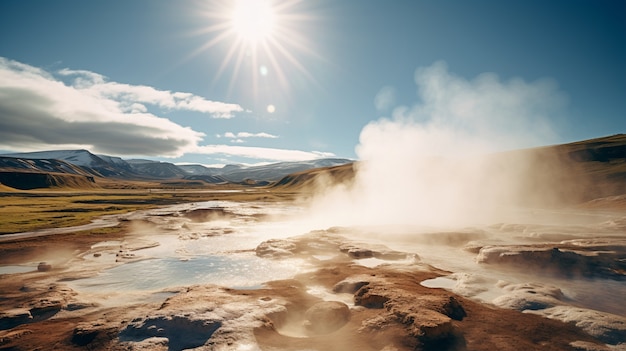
xmin=0 ymin=187 xmax=299 ymax=235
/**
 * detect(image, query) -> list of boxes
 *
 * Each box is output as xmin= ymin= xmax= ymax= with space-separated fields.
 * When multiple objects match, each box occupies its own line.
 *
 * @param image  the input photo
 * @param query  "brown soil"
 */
xmin=0 ymin=227 xmax=609 ymax=351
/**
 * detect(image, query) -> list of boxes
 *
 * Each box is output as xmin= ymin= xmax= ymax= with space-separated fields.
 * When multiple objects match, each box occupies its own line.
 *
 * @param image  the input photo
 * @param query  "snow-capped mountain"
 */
xmin=1 ymin=149 xmax=353 ymax=183
xmin=1 ymin=150 xmax=135 ymax=178
xmin=2 ymin=150 xmax=107 ymax=168
xmin=209 ymin=158 xmax=353 ymax=182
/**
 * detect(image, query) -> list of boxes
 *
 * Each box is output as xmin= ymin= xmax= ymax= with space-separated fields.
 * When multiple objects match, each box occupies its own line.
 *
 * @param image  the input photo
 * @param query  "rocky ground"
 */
xmin=1 ymin=226 xmax=624 ymax=351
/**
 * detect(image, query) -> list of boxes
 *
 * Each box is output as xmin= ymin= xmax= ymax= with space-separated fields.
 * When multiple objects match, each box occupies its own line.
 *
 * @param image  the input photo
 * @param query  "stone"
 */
xmin=37 ymin=262 xmax=52 ymax=272
xmin=333 ymin=276 xmax=371 ymax=294
xmin=354 ymin=285 xmax=390 ymax=309
xmin=255 ymin=239 xmax=298 ymax=258
xmin=0 ymin=309 xmax=32 ymax=330
xmin=71 ymin=323 xmax=102 ymax=346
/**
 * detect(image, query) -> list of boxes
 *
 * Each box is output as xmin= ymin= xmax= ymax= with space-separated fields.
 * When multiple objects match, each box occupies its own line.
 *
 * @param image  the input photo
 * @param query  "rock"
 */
xmin=529 ymin=306 xmax=626 ymax=345
xmin=333 ymin=275 xmax=372 ymax=294
xmin=492 ymin=281 xmax=565 ymax=311
xmin=303 ymin=301 xmax=351 ymax=334
xmin=37 ymin=262 xmax=52 ymax=272
xmin=0 ymin=309 xmax=32 ymax=330
xmin=0 ymin=329 xmax=33 ymax=346
xmin=407 ymin=309 xmax=454 ymax=341
xmin=440 ymin=296 xmax=467 ymax=321
xmin=255 ymin=239 xmax=298 ymax=258
xmin=29 ymin=298 xmax=64 ymax=320
xmin=569 ymin=340 xmax=611 ymax=351
xmin=66 ymin=302 xmax=99 ymax=311
xmin=354 ymin=285 xmax=390 ymax=309
xmin=71 ymin=322 xmax=102 ymax=346
xmin=124 ymin=337 xmax=169 ymax=351
xmin=339 ymin=244 xmax=374 ymax=259
xmin=476 ymin=244 xmax=626 ymax=280
xmin=119 ymin=315 xmax=221 ymax=351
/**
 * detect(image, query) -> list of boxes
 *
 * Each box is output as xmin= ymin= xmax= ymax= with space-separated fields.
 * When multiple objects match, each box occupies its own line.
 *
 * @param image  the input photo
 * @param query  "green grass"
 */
xmin=0 ymin=188 xmax=299 ymax=234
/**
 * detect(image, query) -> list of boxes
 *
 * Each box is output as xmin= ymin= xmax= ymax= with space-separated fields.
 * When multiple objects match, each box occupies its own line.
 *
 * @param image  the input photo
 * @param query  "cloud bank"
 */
xmin=0 ymin=57 xmax=331 ymax=161
xmin=194 ymin=145 xmax=334 ymax=162
xmin=307 ymin=61 xmax=567 ymax=227
xmin=0 ymin=57 xmax=242 ymax=157
xmin=217 ymin=131 xmax=279 ymax=144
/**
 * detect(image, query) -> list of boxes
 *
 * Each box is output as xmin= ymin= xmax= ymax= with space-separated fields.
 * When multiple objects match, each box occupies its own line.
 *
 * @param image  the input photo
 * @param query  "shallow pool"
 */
xmin=70 ymin=253 xmax=301 ymax=292
xmin=0 ymin=265 xmax=36 ymax=275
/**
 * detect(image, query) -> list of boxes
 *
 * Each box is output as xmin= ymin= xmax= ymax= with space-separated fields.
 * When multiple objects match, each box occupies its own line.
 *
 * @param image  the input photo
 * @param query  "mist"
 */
xmin=306 ymin=61 xmax=572 ymax=228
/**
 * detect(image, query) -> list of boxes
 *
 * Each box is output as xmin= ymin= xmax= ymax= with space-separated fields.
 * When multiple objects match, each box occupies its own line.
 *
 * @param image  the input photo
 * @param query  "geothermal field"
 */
xmin=1 ymin=136 xmax=625 ymax=351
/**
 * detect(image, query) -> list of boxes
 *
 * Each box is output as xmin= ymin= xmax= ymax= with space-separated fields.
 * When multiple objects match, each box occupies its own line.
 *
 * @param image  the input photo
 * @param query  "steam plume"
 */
xmin=308 ymin=61 xmax=568 ymax=227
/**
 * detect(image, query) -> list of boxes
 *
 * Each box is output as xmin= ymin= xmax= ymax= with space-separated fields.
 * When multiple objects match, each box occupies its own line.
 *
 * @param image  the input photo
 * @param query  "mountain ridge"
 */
xmin=0 ymin=149 xmax=353 ymax=189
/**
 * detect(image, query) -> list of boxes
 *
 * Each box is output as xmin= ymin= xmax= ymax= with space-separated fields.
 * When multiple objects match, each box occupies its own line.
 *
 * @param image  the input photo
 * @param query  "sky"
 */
xmin=0 ymin=0 xmax=624 ymax=166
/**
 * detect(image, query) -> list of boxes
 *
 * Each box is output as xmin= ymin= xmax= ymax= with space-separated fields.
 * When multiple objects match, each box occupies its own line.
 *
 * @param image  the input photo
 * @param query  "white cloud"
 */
xmin=0 ymin=57 xmax=335 ymax=162
xmin=219 ymin=131 xmax=279 ymax=139
xmin=0 ymin=57 xmax=221 ymax=156
xmin=58 ymin=68 xmax=243 ymax=119
xmin=194 ymin=145 xmax=334 ymax=162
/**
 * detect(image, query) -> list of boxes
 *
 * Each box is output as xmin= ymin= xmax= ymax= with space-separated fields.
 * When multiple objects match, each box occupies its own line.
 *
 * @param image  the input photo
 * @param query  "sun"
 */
xmin=189 ymin=0 xmax=320 ymax=108
xmin=230 ymin=0 xmax=275 ymax=45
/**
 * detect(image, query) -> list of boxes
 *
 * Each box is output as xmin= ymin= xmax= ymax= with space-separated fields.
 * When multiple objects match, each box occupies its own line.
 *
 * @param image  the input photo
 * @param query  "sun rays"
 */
xmin=190 ymin=0 xmax=319 ymax=106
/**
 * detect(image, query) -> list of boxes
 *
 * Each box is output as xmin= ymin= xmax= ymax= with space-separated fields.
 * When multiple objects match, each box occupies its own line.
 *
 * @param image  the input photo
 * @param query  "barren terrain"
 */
xmin=0 ymin=187 xmax=625 ymax=350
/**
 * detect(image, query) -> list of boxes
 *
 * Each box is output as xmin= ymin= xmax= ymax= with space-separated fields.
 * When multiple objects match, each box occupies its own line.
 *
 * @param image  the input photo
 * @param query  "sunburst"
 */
xmin=189 ymin=0 xmax=319 ymax=107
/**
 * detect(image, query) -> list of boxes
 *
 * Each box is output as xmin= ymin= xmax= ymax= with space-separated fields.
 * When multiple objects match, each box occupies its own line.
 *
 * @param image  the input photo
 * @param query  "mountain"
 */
xmin=177 ymin=164 xmax=220 ymax=176
xmin=0 ymin=149 xmax=354 ymax=189
xmin=1 ymin=150 xmax=134 ymax=178
xmin=0 ymin=156 xmax=97 ymax=190
xmin=0 ymin=155 xmax=93 ymax=176
xmin=221 ymin=159 xmax=351 ymax=182
xmin=126 ymin=159 xmax=188 ymax=179
xmin=178 ymin=158 xmax=353 ymax=182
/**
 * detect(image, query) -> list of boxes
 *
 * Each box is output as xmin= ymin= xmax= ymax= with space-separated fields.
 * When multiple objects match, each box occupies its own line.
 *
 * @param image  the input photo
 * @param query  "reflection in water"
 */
xmin=420 ymin=276 xmax=457 ymax=290
xmin=72 ymin=254 xmax=300 ymax=292
xmin=0 ymin=265 xmax=36 ymax=275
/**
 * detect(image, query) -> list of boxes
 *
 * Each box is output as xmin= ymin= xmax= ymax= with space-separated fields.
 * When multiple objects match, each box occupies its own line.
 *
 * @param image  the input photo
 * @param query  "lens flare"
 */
xmin=188 ymin=0 xmax=321 ymax=103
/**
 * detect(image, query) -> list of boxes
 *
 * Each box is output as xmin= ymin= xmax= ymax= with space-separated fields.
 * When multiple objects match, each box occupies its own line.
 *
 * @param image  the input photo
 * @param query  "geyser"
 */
xmin=307 ymin=61 xmax=571 ymax=228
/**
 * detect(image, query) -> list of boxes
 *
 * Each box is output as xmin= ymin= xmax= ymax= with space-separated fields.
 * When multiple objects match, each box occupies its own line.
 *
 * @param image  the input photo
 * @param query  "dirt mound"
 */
xmin=273 ymin=163 xmax=356 ymax=191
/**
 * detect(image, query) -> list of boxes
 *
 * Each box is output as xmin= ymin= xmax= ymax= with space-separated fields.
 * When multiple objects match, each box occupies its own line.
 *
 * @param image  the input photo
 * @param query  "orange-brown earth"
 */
xmin=0 ymin=224 xmax=615 ymax=351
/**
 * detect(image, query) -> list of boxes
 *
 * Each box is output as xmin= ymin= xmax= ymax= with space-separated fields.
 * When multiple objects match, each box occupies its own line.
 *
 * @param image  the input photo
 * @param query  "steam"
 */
xmin=308 ymin=61 xmax=568 ymax=227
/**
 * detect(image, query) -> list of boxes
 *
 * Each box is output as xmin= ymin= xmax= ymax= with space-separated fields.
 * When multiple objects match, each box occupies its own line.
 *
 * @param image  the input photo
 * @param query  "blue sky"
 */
xmin=0 ymin=0 xmax=624 ymax=166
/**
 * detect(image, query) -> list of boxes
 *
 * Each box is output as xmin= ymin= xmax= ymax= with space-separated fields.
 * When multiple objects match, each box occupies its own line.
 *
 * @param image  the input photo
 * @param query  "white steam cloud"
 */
xmin=307 ymin=61 xmax=568 ymax=228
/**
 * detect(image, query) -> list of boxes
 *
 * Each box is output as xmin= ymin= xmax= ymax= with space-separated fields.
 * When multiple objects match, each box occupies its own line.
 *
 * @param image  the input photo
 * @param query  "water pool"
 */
xmin=70 ymin=253 xmax=301 ymax=292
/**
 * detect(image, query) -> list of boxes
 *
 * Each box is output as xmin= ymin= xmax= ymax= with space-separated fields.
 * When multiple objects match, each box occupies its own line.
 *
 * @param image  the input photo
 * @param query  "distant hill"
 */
xmin=207 ymin=158 xmax=353 ymax=182
xmin=0 ymin=171 xmax=97 ymax=190
xmin=272 ymin=134 xmax=626 ymax=205
xmin=0 ymin=149 xmax=353 ymax=190
xmin=2 ymin=135 xmax=623 ymax=199
xmin=273 ymin=163 xmax=356 ymax=190
xmin=1 ymin=150 xmax=136 ymax=178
